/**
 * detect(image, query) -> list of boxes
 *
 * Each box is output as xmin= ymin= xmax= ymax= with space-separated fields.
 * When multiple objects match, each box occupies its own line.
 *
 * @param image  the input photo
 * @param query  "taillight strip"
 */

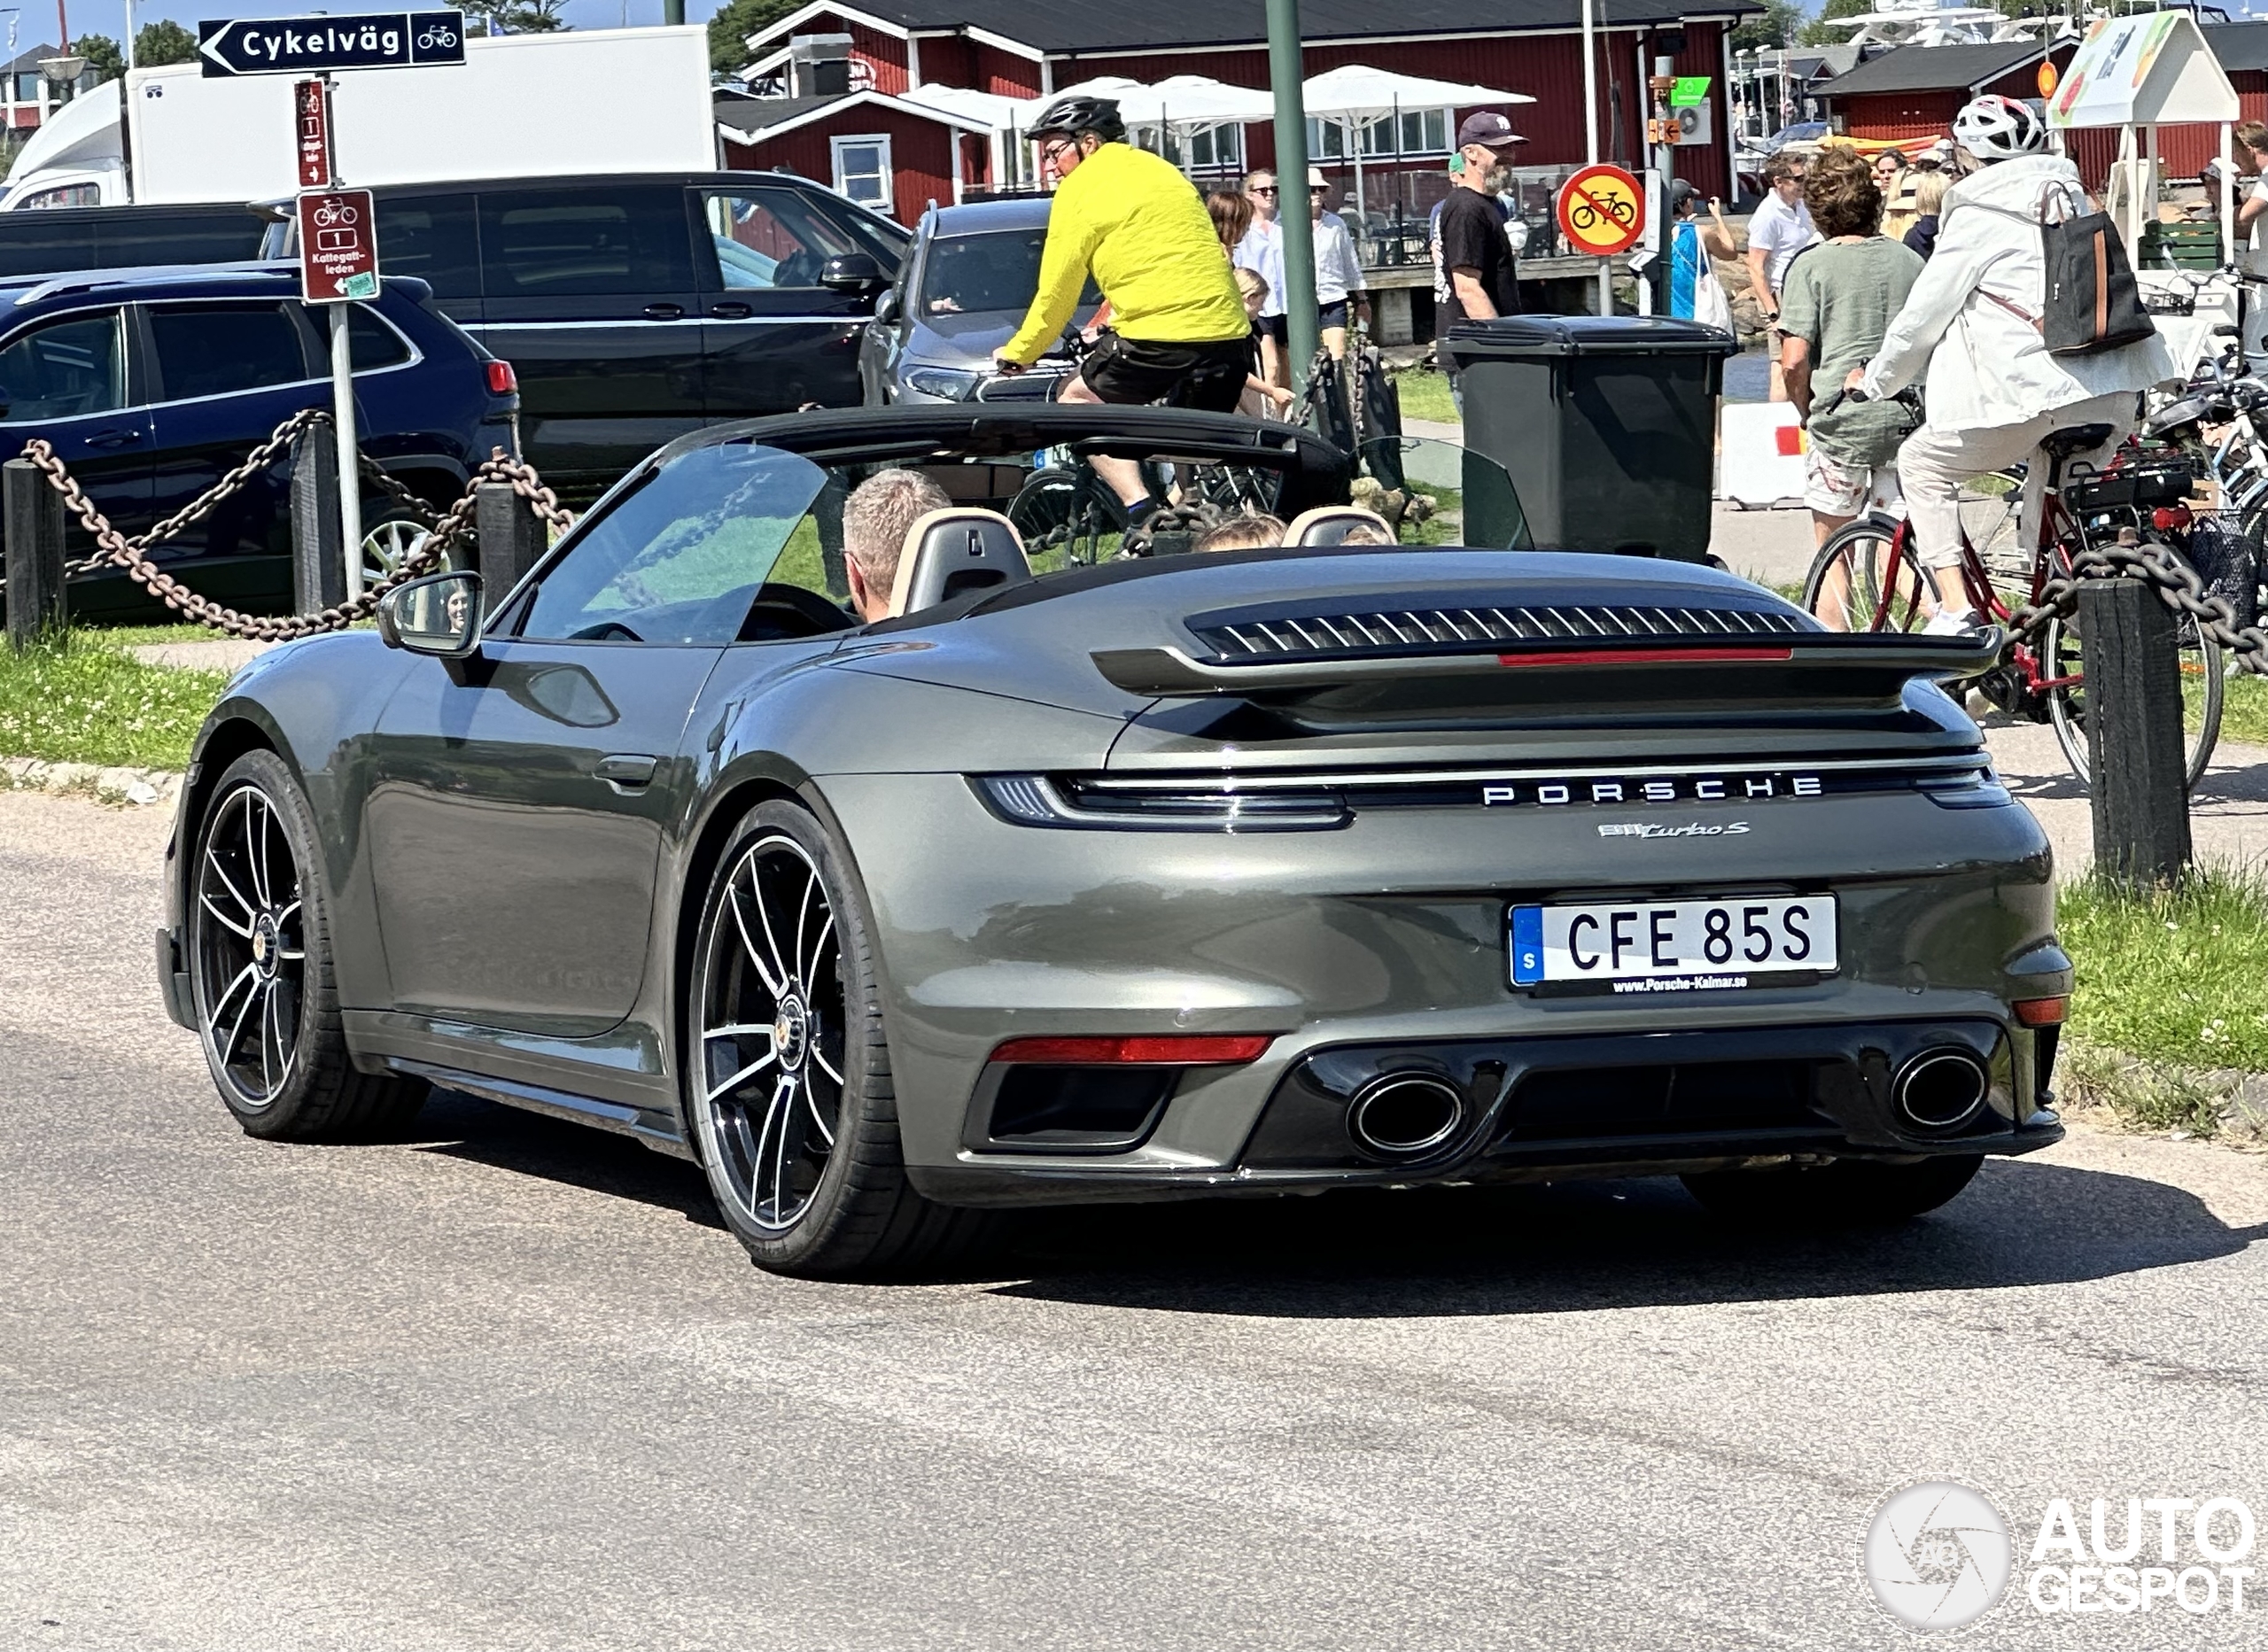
xmin=1495 ymin=646 xmax=1796 ymax=668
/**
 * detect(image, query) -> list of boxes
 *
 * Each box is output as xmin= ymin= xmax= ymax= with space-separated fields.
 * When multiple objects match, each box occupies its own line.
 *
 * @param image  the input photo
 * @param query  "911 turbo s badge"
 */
xmin=1480 ymin=773 xmax=1823 ymax=806
xmin=1596 ymin=820 xmax=1751 ymax=839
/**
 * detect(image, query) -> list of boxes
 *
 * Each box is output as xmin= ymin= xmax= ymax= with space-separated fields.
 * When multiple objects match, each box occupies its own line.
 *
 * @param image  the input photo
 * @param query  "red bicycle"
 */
xmin=1801 ymin=418 xmax=2224 ymax=786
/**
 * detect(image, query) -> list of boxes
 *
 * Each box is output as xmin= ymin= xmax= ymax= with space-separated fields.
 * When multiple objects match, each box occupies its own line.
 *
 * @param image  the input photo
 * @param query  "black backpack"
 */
xmin=1978 ymin=184 xmax=2155 ymax=357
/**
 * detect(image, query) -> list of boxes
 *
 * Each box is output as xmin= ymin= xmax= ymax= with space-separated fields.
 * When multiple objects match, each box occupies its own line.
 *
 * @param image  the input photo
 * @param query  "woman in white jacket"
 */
xmin=1848 ymin=95 xmax=2177 ymax=633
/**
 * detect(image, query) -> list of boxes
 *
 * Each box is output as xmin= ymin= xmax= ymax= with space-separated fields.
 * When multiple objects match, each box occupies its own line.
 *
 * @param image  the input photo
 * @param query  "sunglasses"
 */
xmin=1249 ymin=185 xmax=1278 ymax=196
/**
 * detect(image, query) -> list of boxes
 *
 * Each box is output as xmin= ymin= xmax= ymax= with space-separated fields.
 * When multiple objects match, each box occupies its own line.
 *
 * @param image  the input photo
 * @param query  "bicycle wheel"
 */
xmin=1802 ymin=516 xmax=1934 ymax=632
xmin=1006 ymin=469 xmax=1114 ymax=570
xmin=2044 ymin=599 xmax=2224 ymax=789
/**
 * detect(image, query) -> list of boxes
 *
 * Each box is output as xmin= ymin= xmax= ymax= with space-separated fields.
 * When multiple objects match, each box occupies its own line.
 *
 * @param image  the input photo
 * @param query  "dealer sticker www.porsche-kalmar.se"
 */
xmin=1509 ymin=896 xmax=1838 ymax=993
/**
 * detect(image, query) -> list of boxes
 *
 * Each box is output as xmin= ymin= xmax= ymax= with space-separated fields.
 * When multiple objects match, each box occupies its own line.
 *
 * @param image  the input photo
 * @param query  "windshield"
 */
xmin=918 ymin=229 xmax=1097 ymax=317
xmin=522 ymin=444 xmax=830 ymax=643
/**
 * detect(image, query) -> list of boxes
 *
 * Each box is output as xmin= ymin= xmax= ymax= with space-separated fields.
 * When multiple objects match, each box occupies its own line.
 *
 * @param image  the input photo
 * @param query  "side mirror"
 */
xmin=873 ymin=286 xmax=902 ymax=324
xmin=377 ymin=569 xmax=484 ymax=658
xmin=820 ymin=252 xmax=886 ymax=294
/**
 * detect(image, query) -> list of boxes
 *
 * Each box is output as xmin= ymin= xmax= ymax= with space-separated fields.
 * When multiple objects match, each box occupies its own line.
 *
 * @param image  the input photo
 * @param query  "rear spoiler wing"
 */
xmin=1091 ymin=629 xmax=2003 ymax=703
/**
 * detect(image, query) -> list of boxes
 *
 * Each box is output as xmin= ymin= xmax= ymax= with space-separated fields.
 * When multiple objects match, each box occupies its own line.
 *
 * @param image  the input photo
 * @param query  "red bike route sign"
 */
xmin=1556 ymin=164 xmax=1644 ymax=258
xmin=297 ymin=189 xmax=379 ymax=303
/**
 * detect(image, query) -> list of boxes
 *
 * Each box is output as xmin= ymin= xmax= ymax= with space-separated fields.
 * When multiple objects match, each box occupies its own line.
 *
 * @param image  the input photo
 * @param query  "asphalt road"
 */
xmin=4 ymin=788 xmax=2266 ymax=1650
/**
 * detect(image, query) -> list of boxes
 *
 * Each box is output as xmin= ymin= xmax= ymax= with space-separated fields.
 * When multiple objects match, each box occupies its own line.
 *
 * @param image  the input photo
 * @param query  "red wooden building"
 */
xmin=1816 ymin=38 xmax=2070 ymax=145
xmin=716 ymin=89 xmax=991 ymax=227
xmin=728 ymin=0 xmax=1762 ymax=224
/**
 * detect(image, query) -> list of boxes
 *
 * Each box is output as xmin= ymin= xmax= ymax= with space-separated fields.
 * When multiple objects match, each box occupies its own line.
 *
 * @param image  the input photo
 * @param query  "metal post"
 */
xmin=1266 ymin=0 xmax=1319 ymax=397
xmin=329 ymin=302 xmax=362 ymax=600
xmin=289 ymin=430 xmax=344 ymax=615
xmin=475 ymin=482 xmax=547 ymax=603
xmin=2081 ymin=578 xmax=2193 ymax=890
xmin=1582 ymin=0 xmax=1611 ymax=315
xmin=663 ymin=0 xmax=684 ymax=23
xmin=4 ymin=456 xmax=65 ymax=648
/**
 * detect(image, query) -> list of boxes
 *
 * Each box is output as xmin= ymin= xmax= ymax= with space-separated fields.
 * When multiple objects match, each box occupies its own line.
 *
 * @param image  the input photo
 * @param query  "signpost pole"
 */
xmin=1265 ymin=0 xmax=1318 ymax=398
xmin=332 ymin=301 xmax=362 ymax=600
xmin=1582 ymin=0 xmax=1611 ymax=314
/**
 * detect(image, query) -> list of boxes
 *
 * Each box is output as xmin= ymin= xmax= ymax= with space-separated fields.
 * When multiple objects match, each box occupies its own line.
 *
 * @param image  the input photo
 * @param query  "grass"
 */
xmin=1388 ymin=368 xmax=1458 ymax=428
xmin=2219 ymin=673 xmax=2268 ymax=748
xmin=0 ymin=631 xmax=229 ymax=770
xmin=2057 ymin=865 xmax=2268 ymax=1074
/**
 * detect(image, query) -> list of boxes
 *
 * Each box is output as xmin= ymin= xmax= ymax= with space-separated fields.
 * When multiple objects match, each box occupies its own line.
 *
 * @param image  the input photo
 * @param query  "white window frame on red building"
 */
xmin=830 ymin=132 xmax=896 ymax=212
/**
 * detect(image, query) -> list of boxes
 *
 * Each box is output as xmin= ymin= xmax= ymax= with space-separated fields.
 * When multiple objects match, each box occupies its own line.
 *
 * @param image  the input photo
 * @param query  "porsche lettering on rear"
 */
xmin=1482 ymin=773 xmax=1823 ymax=806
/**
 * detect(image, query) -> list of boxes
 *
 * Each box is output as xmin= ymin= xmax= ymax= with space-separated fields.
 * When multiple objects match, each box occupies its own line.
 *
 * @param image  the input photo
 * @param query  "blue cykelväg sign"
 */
xmin=198 ymin=12 xmax=467 ymax=77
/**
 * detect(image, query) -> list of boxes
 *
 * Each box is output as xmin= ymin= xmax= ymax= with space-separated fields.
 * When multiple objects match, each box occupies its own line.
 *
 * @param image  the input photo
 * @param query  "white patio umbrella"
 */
xmin=1300 ymin=64 xmax=1534 ymax=225
xmin=1006 ymin=75 xmax=1273 ymax=175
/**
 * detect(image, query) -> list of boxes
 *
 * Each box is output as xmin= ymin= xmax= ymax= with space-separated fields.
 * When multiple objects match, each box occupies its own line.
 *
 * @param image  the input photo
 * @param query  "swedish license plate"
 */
xmin=1510 ymin=896 xmax=1837 ymax=994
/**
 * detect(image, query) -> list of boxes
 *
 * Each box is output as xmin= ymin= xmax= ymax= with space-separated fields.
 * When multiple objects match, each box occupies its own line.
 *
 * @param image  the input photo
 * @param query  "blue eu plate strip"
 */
xmin=1511 ymin=905 xmax=1543 ymax=985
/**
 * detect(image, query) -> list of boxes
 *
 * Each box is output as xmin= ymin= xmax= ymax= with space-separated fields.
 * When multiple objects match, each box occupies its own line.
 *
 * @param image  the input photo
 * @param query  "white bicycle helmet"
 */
xmin=1953 ymin=95 xmax=2047 ymax=163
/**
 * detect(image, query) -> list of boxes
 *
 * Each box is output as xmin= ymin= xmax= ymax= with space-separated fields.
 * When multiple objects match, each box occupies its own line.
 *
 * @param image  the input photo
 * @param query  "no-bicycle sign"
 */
xmin=1556 ymin=164 xmax=1645 ymax=258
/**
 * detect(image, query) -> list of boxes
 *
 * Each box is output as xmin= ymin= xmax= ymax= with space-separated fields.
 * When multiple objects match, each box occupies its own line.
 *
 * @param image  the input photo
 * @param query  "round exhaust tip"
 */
xmin=1895 ymin=1049 xmax=1990 ymax=1131
xmin=1348 ymin=1074 xmax=1466 ymax=1158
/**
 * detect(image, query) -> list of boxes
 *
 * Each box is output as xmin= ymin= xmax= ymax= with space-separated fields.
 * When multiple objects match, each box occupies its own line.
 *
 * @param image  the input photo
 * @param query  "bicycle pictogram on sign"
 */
xmin=1556 ymin=164 xmax=1645 ymax=258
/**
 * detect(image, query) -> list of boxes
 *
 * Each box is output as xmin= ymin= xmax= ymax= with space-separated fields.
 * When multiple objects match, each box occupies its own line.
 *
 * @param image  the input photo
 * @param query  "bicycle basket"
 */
xmin=2065 ymin=454 xmax=2197 ymax=515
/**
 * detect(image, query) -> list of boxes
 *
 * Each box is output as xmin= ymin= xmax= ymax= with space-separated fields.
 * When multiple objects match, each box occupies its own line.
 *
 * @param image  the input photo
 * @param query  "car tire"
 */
xmin=686 ymin=800 xmax=999 ymax=1279
xmin=1680 ymin=1154 xmax=1983 ymax=1226
xmin=187 ymin=749 xmax=427 ymax=1141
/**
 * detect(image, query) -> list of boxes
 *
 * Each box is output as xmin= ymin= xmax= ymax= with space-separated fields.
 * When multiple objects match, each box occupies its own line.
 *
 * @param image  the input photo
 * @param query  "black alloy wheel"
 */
xmin=188 ymin=750 xmax=425 ymax=1139
xmin=686 ymin=801 xmax=998 ymax=1277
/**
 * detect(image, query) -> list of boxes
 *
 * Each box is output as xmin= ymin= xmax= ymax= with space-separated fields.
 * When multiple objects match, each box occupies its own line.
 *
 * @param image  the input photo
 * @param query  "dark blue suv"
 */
xmin=0 ymin=263 xmax=518 ymax=623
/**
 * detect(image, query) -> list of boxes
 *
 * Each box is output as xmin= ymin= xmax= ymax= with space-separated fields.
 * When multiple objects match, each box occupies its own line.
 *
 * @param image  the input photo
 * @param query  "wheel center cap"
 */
xmin=251 ymin=914 xmax=279 ymax=974
xmin=773 ymin=996 xmax=809 ymax=1069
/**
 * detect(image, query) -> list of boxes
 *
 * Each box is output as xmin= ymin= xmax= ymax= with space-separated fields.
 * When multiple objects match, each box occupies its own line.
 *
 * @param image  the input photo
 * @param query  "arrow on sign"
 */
xmin=198 ymin=12 xmax=467 ymax=77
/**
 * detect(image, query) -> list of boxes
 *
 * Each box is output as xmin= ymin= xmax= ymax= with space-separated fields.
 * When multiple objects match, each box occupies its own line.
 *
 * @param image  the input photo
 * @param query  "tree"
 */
xmin=135 ymin=19 xmax=200 ymax=66
xmin=74 ymin=33 xmax=124 ymax=83
xmin=464 ymin=0 xmax=571 ymax=34
xmin=1731 ymin=0 xmax=1802 ymax=54
xmin=1800 ymin=0 xmax=1873 ymax=49
xmin=708 ymin=0 xmax=804 ymax=78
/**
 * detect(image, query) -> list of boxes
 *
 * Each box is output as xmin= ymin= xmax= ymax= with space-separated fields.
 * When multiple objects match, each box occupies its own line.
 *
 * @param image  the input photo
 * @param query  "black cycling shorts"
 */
xmin=1079 ymin=332 xmax=1249 ymax=413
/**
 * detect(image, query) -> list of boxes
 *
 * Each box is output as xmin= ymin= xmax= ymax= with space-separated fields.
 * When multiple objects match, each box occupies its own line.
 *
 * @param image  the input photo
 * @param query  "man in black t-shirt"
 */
xmin=1435 ymin=111 xmax=1528 ymax=411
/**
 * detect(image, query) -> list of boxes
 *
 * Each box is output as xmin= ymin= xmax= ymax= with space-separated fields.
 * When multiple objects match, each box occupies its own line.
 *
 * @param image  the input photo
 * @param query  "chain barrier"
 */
xmin=2009 ymin=531 xmax=2268 ymax=679
xmin=9 ymin=410 xmax=574 ymax=641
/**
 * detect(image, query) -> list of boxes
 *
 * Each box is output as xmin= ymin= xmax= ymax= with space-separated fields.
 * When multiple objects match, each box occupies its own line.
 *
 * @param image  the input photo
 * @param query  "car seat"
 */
xmin=889 ymin=508 xmax=1032 ymax=616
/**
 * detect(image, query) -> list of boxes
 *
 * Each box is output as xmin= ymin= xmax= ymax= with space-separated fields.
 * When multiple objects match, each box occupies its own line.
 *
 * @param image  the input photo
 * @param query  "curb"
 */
xmin=0 ymin=756 xmax=181 ymax=808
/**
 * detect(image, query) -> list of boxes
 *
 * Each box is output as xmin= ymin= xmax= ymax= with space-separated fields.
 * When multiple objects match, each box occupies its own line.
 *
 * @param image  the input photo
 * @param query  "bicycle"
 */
xmin=1802 ymin=412 xmax=2225 ymax=787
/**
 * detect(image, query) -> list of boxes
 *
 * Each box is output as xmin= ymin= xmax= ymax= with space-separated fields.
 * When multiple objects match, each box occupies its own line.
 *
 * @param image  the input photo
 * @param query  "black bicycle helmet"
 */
xmin=1029 ymin=94 xmax=1126 ymax=144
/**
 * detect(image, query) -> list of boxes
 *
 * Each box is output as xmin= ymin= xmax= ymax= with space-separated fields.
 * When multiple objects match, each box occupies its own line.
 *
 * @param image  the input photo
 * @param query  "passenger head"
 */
xmin=1763 ymin=153 xmax=1805 ymax=204
xmin=1806 ymin=147 xmax=1881 ymax=239
xmin=842 ymin=468 xmax=952 ymax=622
xmin=1193 ymin=512 xmax=1286 ymax=553
xmin=1912 ymin=171 xmax=1948 ymax=219
xmin=1234 ymin=265 xmax=1270 ymax=320
xmin=1029 ymin=95 xmax=1126 ymax=182
xmin=1871 ymin=148 xmax=1907 ymax=191
xmin=1209 ymin=189 xmax=1254 ymax=254
xmin=1336 ymin=524 xmax=1395 ymax=545
xmin=1243 ymin=168 xmax=1279 ymax=222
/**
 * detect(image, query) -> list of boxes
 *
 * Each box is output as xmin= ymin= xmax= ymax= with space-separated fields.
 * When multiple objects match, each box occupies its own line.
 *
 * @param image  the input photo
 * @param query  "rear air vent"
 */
xmin=1191 ymin=603 xmax=1806 ymax=661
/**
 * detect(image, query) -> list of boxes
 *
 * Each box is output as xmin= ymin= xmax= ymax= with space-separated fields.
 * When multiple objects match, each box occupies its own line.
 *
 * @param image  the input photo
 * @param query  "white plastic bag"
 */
xmin=1694 ymin=265 xmax=1735 ymax=334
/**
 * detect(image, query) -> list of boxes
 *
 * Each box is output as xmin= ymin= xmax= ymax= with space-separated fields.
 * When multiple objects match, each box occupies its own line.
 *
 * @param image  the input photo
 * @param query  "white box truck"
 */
xmin=1 ymin=26 xmax=718 ymax=210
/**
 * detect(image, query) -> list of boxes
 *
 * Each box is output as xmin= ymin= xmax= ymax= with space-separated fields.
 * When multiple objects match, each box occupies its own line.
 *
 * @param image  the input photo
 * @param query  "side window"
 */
xmin=374 ymin=195 xmax=481 ymax=299
xmin=478 ymin=188 xmax=693 ymax=298
xmin=698 ymin=190 xmax=856 ymax=291
xmin=148 ymin=304 xmax=312 ymax=400
xmin=520 ymin=445 xmax=831 ymax=644
xmin=348 ymin=306 xmax=414 ymax=370
xmin=0 ymin=310 xmax=127 ymax=421
xmin=829 ymin=135 xmax=893 ymax=213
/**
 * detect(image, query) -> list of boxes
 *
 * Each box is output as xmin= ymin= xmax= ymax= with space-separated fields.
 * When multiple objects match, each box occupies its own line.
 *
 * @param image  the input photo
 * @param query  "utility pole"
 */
xmin=664 ymin=0 xmax=683 ymax=25
xmin=1265 ymin=0 xmax=1318 ymax=396
xmin=1581 ymin=0 xmax=1612 ymax=314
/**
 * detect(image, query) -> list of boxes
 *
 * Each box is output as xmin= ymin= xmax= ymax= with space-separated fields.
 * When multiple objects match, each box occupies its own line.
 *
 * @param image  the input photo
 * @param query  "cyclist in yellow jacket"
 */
xmin=994 ymin=94 xmax=1253 ymax=520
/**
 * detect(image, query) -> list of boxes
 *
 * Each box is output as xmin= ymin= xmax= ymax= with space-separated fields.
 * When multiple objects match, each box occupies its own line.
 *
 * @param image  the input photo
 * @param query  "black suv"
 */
xmin=0 ymin=203 xmax=271 ymax=280
xmin=262 ymin=173 xmax=909 ymax=493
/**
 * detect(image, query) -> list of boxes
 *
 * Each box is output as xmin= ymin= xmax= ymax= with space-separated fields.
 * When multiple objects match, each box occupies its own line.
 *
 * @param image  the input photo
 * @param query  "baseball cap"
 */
xmin=1457 ymin=111 xmax=1527 ymax=150
xmin=1668 ymin=179 xmax=1700 ymax=207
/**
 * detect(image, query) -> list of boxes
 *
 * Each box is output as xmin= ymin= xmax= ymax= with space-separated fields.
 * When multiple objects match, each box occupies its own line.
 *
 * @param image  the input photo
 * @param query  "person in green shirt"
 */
xmin=994 ymin=95 xmax=1254 ymax=521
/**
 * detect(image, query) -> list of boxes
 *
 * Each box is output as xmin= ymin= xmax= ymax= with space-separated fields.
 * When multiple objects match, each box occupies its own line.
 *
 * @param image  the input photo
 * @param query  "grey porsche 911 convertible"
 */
xmin=158 ymin=404 xmax=2070 ymax=1278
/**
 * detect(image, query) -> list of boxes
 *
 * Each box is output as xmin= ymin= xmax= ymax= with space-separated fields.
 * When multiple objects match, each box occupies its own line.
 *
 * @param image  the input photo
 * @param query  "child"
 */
xmin=1234 ymin=268 xmax=1296 ymax=419
xmin=1193 ymin=511 xmax=1287 ymax=552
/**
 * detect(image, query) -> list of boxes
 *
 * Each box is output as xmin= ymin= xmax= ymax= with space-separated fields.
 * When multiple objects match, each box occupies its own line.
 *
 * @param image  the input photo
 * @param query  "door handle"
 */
xmin=594 ymin=753 xmax=658 ymax=789
xmin=643 ymin=303 xmax=685 ymax=321
xmin=84 ymin=429 xmax=143 ymax=448
xmin=709 ymin=301 xmax=752 ymax=319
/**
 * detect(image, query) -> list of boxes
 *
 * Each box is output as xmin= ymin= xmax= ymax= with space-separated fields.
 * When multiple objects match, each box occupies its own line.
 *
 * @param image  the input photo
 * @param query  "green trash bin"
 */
xmin=1449 ymin=315 xmax=1738 ymax=561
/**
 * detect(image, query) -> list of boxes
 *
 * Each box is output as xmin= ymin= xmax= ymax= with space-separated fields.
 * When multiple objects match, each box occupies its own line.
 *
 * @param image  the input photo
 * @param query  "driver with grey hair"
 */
xmin=842 ymin=468 xmax=952 ymax=622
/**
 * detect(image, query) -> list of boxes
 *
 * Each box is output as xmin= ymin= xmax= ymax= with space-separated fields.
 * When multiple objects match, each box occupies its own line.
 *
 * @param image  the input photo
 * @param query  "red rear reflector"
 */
xmin=486 ymin=360 xmax=518 ymax=395
xmin=2014 ymin=997 xmax=2067 ymax=1027
xmin=989 ymin=1035 xmax=1274 ymax=1066
xmin=1496 ymin=647 xmax=1794 ymax=668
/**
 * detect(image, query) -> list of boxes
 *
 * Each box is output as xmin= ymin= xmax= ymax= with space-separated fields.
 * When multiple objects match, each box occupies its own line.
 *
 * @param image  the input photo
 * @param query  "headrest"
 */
xmin=1283 ymin=505 xmax=1397 ymax=547
xmin=889 ymin=507 xmax=1032 ymax=617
